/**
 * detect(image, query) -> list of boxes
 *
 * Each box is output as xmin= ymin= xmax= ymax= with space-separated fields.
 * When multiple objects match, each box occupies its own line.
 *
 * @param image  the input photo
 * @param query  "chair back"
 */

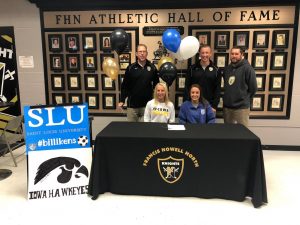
xmin=5 ymin=116 xmax=23 ymax=134
xmin=0 ymin=115 xmax=24 ymax=166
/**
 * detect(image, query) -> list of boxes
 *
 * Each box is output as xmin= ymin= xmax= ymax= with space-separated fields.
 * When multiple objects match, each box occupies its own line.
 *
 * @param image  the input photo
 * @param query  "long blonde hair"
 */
xmin=153 ymin=82 xmax=170 ymax=104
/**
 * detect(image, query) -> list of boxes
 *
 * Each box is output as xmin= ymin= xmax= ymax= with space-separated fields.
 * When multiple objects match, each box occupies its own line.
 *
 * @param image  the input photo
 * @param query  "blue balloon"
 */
xmin=162 ymin=29 xmax=181 ymax=53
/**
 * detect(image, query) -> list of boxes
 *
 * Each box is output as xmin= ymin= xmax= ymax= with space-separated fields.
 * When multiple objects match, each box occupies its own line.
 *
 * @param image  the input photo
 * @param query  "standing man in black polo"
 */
xmin=118 ymin=44 xmax=159 ymax=122
xmin=185 ymin=44 xmax=221 ymax=111
xmin=223 ymin=46 xmax=257 ymax=126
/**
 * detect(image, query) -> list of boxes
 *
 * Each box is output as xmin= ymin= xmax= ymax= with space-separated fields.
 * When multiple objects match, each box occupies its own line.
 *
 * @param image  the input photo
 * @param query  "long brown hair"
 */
xmin=189 ymin=84 xmax=207 ymax=105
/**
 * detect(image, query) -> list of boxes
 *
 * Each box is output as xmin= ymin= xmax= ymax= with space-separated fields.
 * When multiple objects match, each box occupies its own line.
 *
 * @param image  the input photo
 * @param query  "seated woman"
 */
xmin=144 ymin=82 xmax=175 ymax=123
xmin=179 ymin=84 xmax=215 ymax=124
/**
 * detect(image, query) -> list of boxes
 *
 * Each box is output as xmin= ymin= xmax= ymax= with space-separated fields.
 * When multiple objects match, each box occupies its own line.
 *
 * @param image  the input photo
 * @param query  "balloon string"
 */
xmin=180 ymin=60 xmax=183 ymax=77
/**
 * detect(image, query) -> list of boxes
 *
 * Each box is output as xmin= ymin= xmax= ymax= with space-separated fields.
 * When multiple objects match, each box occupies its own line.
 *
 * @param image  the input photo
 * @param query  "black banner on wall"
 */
xmin=0 ymin=26 xmax=21 ymax=117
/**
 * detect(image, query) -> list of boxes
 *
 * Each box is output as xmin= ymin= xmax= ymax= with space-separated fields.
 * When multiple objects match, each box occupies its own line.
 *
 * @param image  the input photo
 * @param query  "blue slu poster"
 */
xmin=24 ymin=103 xmax=92 ymax=200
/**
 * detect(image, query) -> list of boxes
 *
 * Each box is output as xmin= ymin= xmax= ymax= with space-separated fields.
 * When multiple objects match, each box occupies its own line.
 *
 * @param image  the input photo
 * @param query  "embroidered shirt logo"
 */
xmin=228 ymin=76 xmax=235 ymax=85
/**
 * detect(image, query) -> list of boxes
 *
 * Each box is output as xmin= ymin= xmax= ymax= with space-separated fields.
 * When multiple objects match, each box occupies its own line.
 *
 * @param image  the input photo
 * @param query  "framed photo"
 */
xmin=250 ymin=94 xmax=265 ymax=111
xmin=52 ymin=93 xmax=66 ymax=105
xmin=100 ymin=53 xmax=114 ymax=71
xmin=82 ymin=33 xmax=96 ymax=51
xmin=233 ymin=31 xmax=249 ymax=49
xmin=220 ymin=77 xmax=224 ymax=90
xmin=83 ymin=54 xmax=97 ymax=71
xmin=122 ymin=33 xmax=132 ymax=52
xmin=253 ymin=31 xmax=269 ymax=49
xmin=119 ymin=53 xmax=131 ymax=63
xmin=217 ymin=96 xmax=223 ymax=110
xmin=176 ymin=71 xmax=187 ymax=91
xmin=214 ymin=31 xmax=230 ymax=50
xmin=48 ymin=34 xmax=62 ymax=52
xmin=67 ymin=74 xmax=81 ymax=90
xmin=251 ymin=53 xmax=268 ymax=70
xmin=85 ymin=94 xmax=99 ymax=109
xmin=270 ymin=52 xmax=287 ymax=70
xmin=268 ymin=94 xmax=284 ymax=111
xmin=118 ymin=74 xmax=124 ymax=90
xmin=272 ymin=30 xmax=289 ymax=49
xmin=65 ymin=34 xmax=79 ymax=52
xmin=102 ymin=94 xmax=116 ymax=109
xmin=101 ymin=74 xmax=116 ymax=90
xmin=175 ymin=94 xmax=184 ymax=110
xmin=51 ymin=74 xmax=65 ymax=90
xmin=100 ymin=33 xmax=112 ymax=51
xmin=196 ymin=31 xmax=211 ymax=47
xmin=68 ymin=93 xmax=83 ymax=104
xmin=214 ymin=53 xmax=229 ymax=68
xmin=84 ymin=74 xmax=98 ymax=90
xmin=50 ymin=54 xmax=64 ymax=71
xmin=269 ymin=74 xmax=285 ymax=91
xmin=119 ymin=53 xmax=131 ymax=70
xmin=66 ymin=54 xmax=80 ymax=71
xmin=256 ymin=74 xmax=266 ymax=91
xmin=120 ymin=62 xmax=130 ymax=70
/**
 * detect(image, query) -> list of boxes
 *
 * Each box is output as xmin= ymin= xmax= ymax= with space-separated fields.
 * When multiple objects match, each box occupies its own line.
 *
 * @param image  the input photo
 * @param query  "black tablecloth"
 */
xmin=88 ymin=122 xmax=267 ymax=208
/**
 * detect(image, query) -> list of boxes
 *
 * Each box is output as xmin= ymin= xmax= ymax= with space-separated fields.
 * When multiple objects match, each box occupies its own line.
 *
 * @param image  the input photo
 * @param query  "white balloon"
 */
xmin=170 ymin=50 xmax=185 ymax=61
xmin=177 ymin=36 xmax=200 ymax=60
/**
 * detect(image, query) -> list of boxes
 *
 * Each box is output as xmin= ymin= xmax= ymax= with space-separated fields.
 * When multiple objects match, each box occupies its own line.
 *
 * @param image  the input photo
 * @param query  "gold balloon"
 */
xmin=157 ymin=56 xmax=174 ymax=69
xmin=102 ymin=57 xmax=119 ymax=80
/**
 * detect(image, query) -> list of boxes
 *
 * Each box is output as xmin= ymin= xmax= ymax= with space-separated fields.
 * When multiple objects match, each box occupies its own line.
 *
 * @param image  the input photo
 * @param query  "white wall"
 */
xmin=0 ymin=0 xmax=45 ymax=107
xmin=1 ymin=0 xmax=299 ymax=145
xmin=249 ymin=9 xmax=300 ymax=145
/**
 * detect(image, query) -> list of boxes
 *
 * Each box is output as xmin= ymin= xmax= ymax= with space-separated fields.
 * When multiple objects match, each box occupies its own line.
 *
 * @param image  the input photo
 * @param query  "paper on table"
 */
xmin=167 ymin=124 xmax=186 ymax=130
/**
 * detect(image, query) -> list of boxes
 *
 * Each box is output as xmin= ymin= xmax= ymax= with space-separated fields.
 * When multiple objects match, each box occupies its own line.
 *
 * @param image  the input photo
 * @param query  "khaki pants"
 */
xmin=223 ymin=107 xmax=250 ymax=127
xmin=127 ymin=107 xmax=145 ymax=122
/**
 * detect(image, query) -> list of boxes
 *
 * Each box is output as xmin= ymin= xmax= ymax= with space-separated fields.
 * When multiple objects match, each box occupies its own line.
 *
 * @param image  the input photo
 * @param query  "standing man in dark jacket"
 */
xmin=185 ymin=44 xmax=221 ymax=111
xmin=223 ymin=46 xmax=257 ymax=126
xmin=118 ymin=44 xmax=159 ymax=121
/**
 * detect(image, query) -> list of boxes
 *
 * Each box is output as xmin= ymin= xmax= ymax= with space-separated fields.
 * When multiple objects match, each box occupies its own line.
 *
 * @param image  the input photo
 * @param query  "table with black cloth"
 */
xmin=88 ymin=122 xmax=267 ymax=208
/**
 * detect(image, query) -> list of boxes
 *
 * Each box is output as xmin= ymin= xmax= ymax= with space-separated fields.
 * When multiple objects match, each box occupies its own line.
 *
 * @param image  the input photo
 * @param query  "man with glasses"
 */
xmin=119 ymin=44 xmax=159 ymax=122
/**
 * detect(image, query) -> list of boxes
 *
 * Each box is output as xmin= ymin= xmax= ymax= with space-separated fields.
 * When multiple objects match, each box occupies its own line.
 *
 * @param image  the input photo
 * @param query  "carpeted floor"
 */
xmin=1 ymin=146 xmax=300 ymax=225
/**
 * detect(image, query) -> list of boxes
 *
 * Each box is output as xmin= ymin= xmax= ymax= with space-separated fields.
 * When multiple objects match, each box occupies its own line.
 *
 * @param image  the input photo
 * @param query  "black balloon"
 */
xmin=158 ymin=62 xmax=177 ymax=86
xmin=110 ymin=29 xmax=129 ymax=54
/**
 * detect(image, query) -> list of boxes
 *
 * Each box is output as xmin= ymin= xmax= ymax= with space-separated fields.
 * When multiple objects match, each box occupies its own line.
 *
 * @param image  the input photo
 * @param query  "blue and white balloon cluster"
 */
xmin=162 ymin=29 xmax=200 ymax=61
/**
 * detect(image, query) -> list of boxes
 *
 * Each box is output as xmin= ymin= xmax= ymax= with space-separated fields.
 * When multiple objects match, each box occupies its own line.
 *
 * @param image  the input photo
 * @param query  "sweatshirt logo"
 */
xmin=228 ymin=76 xmax=235 ymax=85
xmin=147 ymin=66 xmax=151 ymax=71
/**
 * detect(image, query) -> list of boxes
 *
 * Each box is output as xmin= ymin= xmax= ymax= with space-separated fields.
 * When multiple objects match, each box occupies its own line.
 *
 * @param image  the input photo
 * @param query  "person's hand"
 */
xmin=118 ymin=102 xmax=124 ymax=109
xmin=212 ymin=107 xmax=216 ymax=113
xmin=117 ymin=102 xmax=125 ymax=113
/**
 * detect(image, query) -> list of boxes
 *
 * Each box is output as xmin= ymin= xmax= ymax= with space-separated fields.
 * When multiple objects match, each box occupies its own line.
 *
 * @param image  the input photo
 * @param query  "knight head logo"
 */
xmin=34 ymin=157 xmax=89 ymax=185
xmin=157 ymin=156 xmax=184 ymax=184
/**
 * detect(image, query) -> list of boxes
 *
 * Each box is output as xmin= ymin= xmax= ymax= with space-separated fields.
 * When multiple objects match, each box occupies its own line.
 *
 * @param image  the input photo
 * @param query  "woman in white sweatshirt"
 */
xmin=144 ymin=82 xmax=175 ymax=123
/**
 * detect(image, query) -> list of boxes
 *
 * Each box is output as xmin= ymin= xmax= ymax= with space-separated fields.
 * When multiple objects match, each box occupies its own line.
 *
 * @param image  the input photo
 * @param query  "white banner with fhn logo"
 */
xmin=24 ymin=103 xmax=92 ymax=200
